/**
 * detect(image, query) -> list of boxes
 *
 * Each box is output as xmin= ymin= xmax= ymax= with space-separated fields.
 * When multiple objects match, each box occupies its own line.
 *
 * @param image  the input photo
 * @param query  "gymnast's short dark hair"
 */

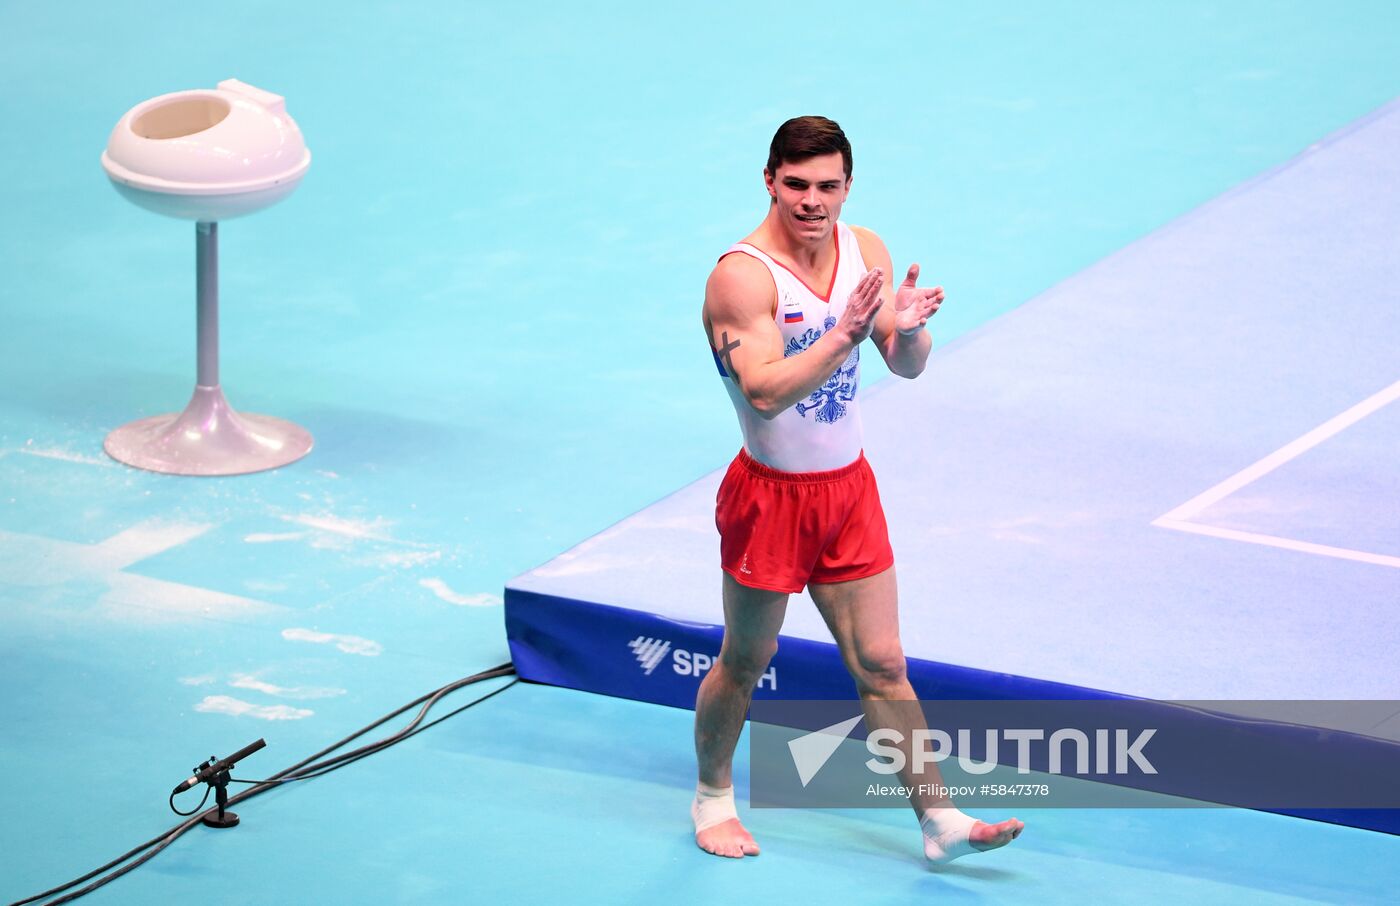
xmin=767 ymin=115 xmax=853 ymax=180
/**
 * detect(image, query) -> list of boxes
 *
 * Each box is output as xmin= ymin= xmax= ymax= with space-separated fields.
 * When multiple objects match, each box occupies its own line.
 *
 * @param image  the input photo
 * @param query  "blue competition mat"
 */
xmin=507 ymin=100 xmax=1400 ymax=833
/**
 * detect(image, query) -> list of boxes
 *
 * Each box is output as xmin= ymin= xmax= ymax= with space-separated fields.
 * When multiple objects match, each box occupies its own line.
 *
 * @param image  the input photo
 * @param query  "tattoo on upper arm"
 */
xmin=716 ymin=330 xmax=742 ymax=380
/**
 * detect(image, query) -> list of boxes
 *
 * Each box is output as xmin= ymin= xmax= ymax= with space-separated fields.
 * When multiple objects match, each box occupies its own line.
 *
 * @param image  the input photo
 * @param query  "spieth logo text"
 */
xmin=627 ymin=636 xmax=777 ymax=690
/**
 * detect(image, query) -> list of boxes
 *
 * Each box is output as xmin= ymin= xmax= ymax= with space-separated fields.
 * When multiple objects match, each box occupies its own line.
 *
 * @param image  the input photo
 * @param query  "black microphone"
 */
xmin=172 ymin=738 xmax=266 ymax=794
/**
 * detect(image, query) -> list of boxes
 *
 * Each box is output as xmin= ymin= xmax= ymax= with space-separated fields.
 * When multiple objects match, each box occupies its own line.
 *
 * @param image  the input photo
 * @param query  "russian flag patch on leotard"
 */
xmin=784 ymin=310 xmax=804 ymax=324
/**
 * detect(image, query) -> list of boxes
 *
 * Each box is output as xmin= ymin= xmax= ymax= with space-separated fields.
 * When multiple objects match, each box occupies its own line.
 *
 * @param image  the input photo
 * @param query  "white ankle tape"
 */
xmin=692 ymin=782 xmax=738 ymax=834
xmin=921 ymin=807 xmax=978 ymax=864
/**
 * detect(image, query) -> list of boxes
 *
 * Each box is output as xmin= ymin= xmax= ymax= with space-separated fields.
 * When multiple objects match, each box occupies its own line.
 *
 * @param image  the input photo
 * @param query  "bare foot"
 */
xmin=696 ymin=817 xmax=761 ymax=859
xmin=969 ymin=817 xmax=1024 ymax=852
xmin=925 ymin=817 xmax=1024 ymax=865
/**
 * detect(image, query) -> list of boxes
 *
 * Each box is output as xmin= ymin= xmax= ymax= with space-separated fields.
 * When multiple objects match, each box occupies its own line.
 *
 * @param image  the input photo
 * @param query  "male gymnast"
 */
xmin=693 ymin=115 xmax=1024 ymax=864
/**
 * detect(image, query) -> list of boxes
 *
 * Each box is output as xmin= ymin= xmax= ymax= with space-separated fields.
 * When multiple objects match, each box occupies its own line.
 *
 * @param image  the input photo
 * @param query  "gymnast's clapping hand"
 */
xmin=892 ymin=263 xmax=945 ymax=335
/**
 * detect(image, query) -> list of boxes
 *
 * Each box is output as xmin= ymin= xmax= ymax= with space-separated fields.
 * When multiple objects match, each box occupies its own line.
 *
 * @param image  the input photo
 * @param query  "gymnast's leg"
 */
xmin=809 ymin=566 xmax=1024 ymax=865
xmin=692 ymin=571 xmax=788 ymax=858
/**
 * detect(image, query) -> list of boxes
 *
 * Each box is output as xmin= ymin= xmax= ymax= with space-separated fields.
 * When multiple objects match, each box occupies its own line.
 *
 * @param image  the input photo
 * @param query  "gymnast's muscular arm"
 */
xmin=703 ymin=252 xmax=885 ymax=420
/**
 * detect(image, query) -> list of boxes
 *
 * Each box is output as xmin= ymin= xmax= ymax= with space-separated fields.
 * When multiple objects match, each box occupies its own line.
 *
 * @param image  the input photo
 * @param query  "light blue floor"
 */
xmin=3 ymin=2 xmax=1400 ymax=903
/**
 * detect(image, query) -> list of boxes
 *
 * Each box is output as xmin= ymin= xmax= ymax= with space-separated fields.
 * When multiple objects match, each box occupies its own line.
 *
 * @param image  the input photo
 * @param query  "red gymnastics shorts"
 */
xmin=715 ymin=448 xmax=894 ymax=594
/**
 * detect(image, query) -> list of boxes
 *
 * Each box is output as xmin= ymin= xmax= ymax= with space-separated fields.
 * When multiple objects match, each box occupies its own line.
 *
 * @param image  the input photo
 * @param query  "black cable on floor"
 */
xmin=10 ymin=662 xmax=517 ymax=905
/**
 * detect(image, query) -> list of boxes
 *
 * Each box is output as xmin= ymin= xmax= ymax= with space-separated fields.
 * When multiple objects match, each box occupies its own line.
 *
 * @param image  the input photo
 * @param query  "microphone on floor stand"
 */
xmin=172 ymin=738 xmax=266 ymax=828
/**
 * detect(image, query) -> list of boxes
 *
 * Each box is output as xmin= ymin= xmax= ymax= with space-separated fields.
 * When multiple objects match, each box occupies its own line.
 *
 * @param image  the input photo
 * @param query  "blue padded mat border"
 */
xmin=504 ymin=587 xmax=1399 ymax=835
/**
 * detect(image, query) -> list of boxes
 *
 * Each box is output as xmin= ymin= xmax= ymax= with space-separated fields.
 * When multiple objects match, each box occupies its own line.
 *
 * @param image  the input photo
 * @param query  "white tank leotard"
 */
xmin=714 ymin=221 xmax=868 ymax=473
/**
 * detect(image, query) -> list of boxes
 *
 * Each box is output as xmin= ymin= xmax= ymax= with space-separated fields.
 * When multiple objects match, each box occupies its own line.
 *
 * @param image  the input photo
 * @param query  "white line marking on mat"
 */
xmin=1154 ymin=518 xmax=1400 ymax=569
xmin=1153 ymin=378 xmax=1400 ymax=568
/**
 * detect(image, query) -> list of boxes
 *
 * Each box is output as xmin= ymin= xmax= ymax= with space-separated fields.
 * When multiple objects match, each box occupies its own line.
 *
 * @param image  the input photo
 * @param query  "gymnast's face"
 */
xmin=766 ymin=152 xmax=851 ymax=243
